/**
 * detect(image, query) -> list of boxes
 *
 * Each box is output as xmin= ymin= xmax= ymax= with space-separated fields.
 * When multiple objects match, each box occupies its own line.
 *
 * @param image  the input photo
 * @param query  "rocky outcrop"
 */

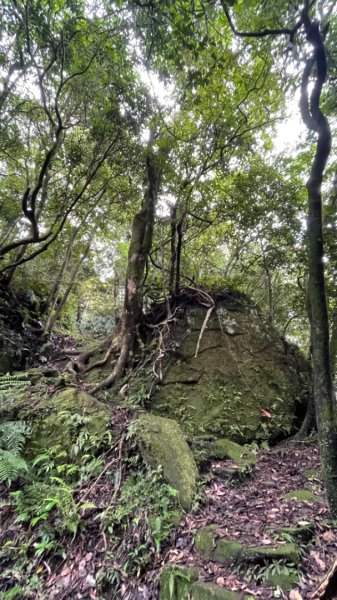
xmin=0 ymin=387 xmax=111 ymax=458
xmin=150 ymin=291 xmax=310 ymax=443
xmin=136 ymin=413 xmax=198 ymax=511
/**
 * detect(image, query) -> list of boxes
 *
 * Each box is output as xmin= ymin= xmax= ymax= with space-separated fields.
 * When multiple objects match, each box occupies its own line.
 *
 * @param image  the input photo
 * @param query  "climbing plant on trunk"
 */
xmin=220 ymin=0 xmax=337 ymax=516
xmin=90 ymin=142 xmax=162 ymax=393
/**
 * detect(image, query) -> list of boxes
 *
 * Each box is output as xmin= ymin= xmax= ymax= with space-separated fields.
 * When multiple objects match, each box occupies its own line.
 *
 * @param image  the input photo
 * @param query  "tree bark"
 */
xmin=90 ymin=144 xmax=162 ymax=393
xmin=43 ymin=238 xmax=92 ymax=337
xmin=169 ymin=204 xmax=177 ymax=295
xmin=300 ymin=9 xmax=337 ymax=517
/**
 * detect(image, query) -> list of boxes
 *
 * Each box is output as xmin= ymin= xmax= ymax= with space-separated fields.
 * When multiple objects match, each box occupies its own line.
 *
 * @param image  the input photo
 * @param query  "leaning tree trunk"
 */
xmin=90 ymin=145 xmax=162 ymax=393
xmin=301 ymin=12 xmax=337 ymax=517
xmin=43 ymin=237 xmax=92 ymax=337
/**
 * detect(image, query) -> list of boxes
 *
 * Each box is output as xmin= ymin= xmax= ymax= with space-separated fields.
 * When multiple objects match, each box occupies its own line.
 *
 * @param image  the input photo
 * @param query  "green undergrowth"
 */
xmin=0 ymin=374 xmax=32 ymax=486
xmin=0 ymin=376 xmax=185 ymax=598
xmin=97 ymin=464 xmax=181 ymax=594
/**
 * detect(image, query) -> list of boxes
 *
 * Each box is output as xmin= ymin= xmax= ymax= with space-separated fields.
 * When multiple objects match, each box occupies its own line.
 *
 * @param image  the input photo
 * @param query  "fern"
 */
xmin=12 ymin=480 xmax=78 ymax=533
xmin=0 ymin=421 xmax=31 ymax=455
xmin=0 ymin=373 xmax=30 ymax=391
xmin=0 ymin=450 xmax=28 ymax=485
xmin=0 ymin=373 xmax=30 ymax=408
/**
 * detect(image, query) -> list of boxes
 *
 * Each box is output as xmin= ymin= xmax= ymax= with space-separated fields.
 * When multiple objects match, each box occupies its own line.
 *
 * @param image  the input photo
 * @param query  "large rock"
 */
xmin=150 ymin=291 xmax=310 ymax=443
xmin=0 ymin=387 xmax=111 ymax=458
xmin=160 ymin=566 xmax=246 ymax=599
xmin=194 ymin=525 xmax=300 ymax=565
xmin=136 ymin=413 xmax=198 ymax=511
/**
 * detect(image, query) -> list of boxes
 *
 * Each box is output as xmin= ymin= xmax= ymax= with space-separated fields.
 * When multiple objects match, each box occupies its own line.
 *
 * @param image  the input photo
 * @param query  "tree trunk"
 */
xmin=169 ymin=205 xmax=177 ymax=295
xmin=90 ymin=144 xmax=162 ymax=393
xmin=260 ymin=240 xmax=273 ymax=324
xmin=175 ymin=216 xmax=183 ymax=294
xmin=329 ymin=309 xmax=337 ymax=381
xmin=301 ymin=11 xmax=337 ymax=517
xmin=45 ymin=230 xmax=78 ymax=315
xmin=43 ymin=238 xmax=92 ymax=337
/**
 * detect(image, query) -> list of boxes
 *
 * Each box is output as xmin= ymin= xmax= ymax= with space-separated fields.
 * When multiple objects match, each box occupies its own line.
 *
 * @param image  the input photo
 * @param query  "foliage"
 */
xmin=0 ymin=375 xmax=31 ymax=485
xmin=99 ymin=466 xmax=179 ymax=575
xmin=0 ymin=374 xmax=30 ymax=406
xmin=0 ymin=421 xmax=31 ymax=456
xmin=235 ymin=559 xmax=299 ymax=585
xmin=11 ymin=480 xmax=78 ymax=534
xmin=0 ymin=451 xmax=28 ymax=486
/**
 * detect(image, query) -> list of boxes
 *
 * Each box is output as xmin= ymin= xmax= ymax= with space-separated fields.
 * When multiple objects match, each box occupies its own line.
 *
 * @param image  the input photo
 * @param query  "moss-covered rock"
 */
xmin=283 ymin=489 xmax=323 ymax=503
xmin=160 ymin=567 xmax=244 ymax=600
xmin=150 ymin=295 xmax=311 ymax=443
xmin=195 ymin=527 xmax=300 ymax=565
xmin=264 ymin=571 xmax=300 ymax=590
xmin=160 ymin=566 xmax=199 ymax=600
xmin=245 ymin=544 xmax=300 ymax=564
xmin=136 ymin=414 xmax=198 ymax=511
xmin=191 ymin=582 xmax=242 ymax=599
xmin=195 ymin=525 xmax=218 ymax=556
xmin=208 ymin=439 xmax=256 ymax=464
xmin=1 ymin=388 xmax=111 ymax=459
xmin=276 ymin=523 xmax=315 ymax=541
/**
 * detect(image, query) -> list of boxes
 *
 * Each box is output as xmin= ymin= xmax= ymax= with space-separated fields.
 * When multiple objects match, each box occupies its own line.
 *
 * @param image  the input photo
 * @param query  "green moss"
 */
xmin=160 ymin=567 xmax=244 ymax=600
xmin=278 ymin=523 xmax=314 ymax=541
xmin=160 ymin=566 xmax=199 ymax=600
xmin=304 ymin=469 xmax=320 ymax=478
xmin=245 ymin=544 xmax=300 ymax=565
xmin=214 ymin=539 xmax=245 ymax=563
xmin=283 ymin=489 xmax=323 ymax=503
xmin=195 ymin=526 xmax=218 ymax=557
xmin=264 ymin=571 xmax=300 ymax=590
xmin=191 ymin=581 xmax=241 ymax=599
xmin=150 ymin=301 xmax=307 ymax=444
xmin=136 ymin=414 xmax=198 ymax=511
xmin=17 ymin=388 xmax=111 ymax=458
xmin=207 ymin=439 xmax=256 ymax=465
xmin=194 ymin=528 xmax=300 ymax=565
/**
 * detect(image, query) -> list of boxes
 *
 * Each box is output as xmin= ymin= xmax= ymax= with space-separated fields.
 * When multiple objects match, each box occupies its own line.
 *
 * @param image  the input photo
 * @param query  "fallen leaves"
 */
xmin=310 ymin=551 xmax=326 ymax=572
xmin=289 ymin=591 xmax=303 ymax=600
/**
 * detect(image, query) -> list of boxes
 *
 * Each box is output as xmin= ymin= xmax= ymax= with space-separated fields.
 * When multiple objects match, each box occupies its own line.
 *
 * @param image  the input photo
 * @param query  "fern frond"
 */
xmin=0 ymin=450 xmax=28 ymax=484
xmin=0 ymin=421 xmax=31 ymax=455
xmin=0 ymin=373 xmax=30 ymax=391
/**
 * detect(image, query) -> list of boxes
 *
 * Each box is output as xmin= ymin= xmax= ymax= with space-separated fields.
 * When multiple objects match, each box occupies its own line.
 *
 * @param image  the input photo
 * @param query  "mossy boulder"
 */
xmin=160 ymin=567 xmax=244 ymax=600
xmin=195 ymin=526 xmax=300 ymax=565
xmin=264 ymin=571 xmax=300 ymax=590
xmin=283 ymin=489 xmax=324 ymax=503
xmin=160 ymin=566 xmax=199 ymax=600
xmin=207 ymin=439 xmax=256 ymax=465
xmin=1 ymin=388 xmax=111 ymax=459
xmin=150 ymin=293 xmax=310 ymax=443
xmin=136 ymin=413 xmax=198 ymax=511
xmin=192 ymin=582 xmax=243 ymax=599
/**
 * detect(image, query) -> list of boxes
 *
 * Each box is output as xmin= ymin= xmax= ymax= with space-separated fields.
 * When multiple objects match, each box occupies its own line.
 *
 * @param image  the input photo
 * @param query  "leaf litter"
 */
xmin=1 ymin=417 xmax=337 ymax=599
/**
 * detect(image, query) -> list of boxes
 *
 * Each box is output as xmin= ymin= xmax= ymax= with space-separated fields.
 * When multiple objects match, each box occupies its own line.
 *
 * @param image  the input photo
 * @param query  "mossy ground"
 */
xmin=283 ymin=489 xmax=324 ymax=503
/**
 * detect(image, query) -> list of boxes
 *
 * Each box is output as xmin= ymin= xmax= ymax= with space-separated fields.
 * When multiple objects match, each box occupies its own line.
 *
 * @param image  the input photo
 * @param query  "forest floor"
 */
xmin=168 ymin=441 xmax=336 ymax=600
xmin=1 ymin=333 xmax=337 ymax=599
xmin=4 ymin=423 xmax=335 ymax=600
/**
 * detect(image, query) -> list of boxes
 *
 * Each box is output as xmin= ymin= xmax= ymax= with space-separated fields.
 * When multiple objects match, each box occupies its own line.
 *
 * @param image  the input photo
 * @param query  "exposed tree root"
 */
xmin=63 ymin=329 xmax=122 ymax=375
xmin=82 ymin=338 xmax=121 ymax=374
xmin=88 ymin=335 xmax=132 ymax=394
